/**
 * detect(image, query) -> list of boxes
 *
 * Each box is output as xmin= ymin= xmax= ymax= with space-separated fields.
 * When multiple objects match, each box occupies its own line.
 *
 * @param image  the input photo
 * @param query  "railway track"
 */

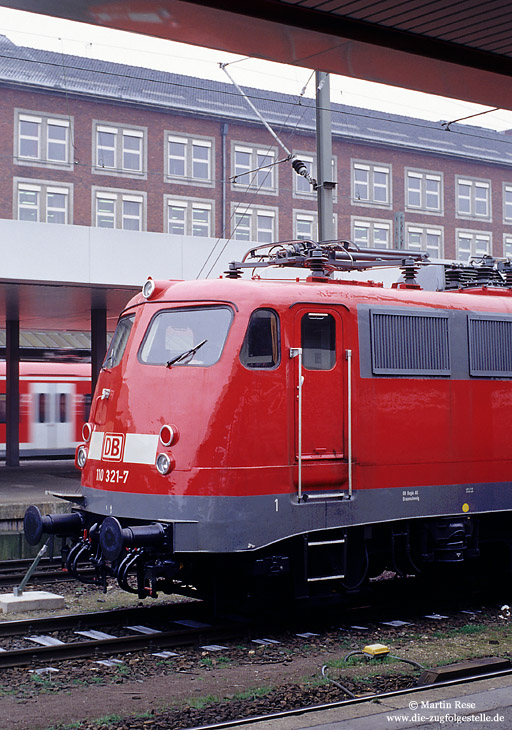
xmin=0 ymin=581 xmax=510 ymax=730
xmin=0 ymin=600 xmax=242 ymax=668
xmin=0 ymin=557 xmax=94 ymax=587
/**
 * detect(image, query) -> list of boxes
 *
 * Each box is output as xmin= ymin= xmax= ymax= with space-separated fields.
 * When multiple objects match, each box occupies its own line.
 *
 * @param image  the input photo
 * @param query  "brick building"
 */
xmin=2 ymin=33 xmax=512 ymax=263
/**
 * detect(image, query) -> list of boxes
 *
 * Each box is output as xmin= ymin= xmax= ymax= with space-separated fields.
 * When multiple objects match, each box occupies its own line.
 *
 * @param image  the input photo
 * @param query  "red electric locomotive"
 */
xmin=24 ymin=242 xmax=512 ymax=603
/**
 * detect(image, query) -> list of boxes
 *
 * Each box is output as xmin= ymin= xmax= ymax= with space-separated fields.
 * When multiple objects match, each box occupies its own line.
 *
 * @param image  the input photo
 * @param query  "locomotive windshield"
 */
xmin=139 ymin=306 xmax=233 ymax=367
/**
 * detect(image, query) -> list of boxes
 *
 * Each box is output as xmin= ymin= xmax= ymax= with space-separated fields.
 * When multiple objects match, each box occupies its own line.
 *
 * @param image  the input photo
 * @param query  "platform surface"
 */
xmin=0 ymin=459 xmax=80 ymax=531
xmin=0 ymin=459 xmax=80 ymax=504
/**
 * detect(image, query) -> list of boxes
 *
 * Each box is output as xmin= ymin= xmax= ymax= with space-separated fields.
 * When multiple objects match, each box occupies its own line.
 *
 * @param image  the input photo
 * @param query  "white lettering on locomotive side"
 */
xmin=96 ymin=468 xmax=129 ymax=484
xmin=102 ymin=433 xmax=125 ymax=462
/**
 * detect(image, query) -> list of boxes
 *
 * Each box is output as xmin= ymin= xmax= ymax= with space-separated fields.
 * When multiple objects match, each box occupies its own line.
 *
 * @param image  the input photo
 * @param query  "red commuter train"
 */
xmin=24 ymin=242 xmax=512 ymax=603
xmin=0 ymin=362 xmax=91 ymax=457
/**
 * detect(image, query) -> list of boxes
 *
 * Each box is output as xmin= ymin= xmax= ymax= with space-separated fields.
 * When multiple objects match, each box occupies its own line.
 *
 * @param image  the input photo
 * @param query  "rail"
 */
xmin=0 ymin=601 xmax=240 ymax=669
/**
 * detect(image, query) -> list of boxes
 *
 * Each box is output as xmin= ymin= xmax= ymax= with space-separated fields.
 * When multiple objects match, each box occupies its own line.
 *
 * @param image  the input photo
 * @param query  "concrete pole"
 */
xmin=316 ymin=71 xmax=336 ymax=242
xmin=6 ymin=318 xmax=20 ymax=467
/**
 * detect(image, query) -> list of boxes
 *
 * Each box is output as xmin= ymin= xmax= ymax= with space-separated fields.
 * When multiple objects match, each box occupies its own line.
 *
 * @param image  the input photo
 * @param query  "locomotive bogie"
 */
xmin=24 ymin=273 xmax=512 ymax=603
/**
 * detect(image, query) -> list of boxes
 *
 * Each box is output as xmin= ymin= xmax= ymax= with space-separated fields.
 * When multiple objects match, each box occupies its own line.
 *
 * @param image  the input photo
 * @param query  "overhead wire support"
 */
xmin=220 ymin=62 xmax=317 ymax=189
xmin=220 ymin=62 xmax=293 ymax=159
xmin=230 ymin=155 xmax=290 ymax=184
xmin=442 ymin=106 xmax=500 ymax=131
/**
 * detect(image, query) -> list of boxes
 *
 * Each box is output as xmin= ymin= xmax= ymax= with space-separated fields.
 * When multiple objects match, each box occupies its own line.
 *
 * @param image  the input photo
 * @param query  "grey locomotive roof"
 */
xmin=1 ymin=33 xmax=511 ymax=167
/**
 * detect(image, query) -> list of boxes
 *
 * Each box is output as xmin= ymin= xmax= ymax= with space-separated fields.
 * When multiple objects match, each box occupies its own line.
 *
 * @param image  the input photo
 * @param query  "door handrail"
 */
xmin=290 ymin=347 xmax=303 ymax=501
xmin=346 ymin=348 xmax=353 ymax=498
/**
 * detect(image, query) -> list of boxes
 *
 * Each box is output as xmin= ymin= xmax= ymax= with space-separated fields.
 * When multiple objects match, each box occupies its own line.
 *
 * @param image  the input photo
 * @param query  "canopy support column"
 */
xmin=6 ymin=318 xmax=20 ymax=467
xmin=91 ymin=307 xmax=107 ymax=396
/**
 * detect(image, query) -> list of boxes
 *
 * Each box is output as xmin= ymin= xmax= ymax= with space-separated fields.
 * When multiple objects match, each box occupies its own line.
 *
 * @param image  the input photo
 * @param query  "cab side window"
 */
xmin=240 ymin=309 xmax=280 ymax=369
xmin=301 ymin=313 xmax=335 ymax=370
xmin=102 ymin=314 xmax=135 ymax=369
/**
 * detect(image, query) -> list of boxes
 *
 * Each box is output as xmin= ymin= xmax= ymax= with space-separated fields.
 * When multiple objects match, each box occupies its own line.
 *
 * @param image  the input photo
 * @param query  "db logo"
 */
xmin=102 ymin=433 xmax=125 ymax=462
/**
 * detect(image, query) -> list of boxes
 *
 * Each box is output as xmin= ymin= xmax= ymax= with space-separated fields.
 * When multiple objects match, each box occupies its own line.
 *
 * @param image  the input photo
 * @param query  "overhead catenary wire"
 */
xmin=3 ymin=18 xmax=511 ymax=127
xmin=0 ymin=49 xmax=510 ymax=149
xmin=197 ymin=63 xmax=317 ymax=279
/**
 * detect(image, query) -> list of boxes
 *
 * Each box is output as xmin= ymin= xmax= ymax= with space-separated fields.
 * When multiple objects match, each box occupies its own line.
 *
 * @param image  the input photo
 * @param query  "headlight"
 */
xmin=159 ymin=424 xmax=179 ymax=447
xmin=76 ymin=445 xmax=88 ymax=469
xmin=156 ymin=452 xmax=175 ymax=475
xmin=142 ymin=277 xmax=156 ymax=299
xmin=82 ymin=422 xmax=93 ymax=442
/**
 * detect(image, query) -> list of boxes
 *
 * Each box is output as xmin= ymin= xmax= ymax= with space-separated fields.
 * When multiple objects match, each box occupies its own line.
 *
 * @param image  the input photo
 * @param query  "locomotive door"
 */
xmin=30 ymin=383 xmax=74 ymax=450
xmin=292 ymin=308 xmax=346 ymax=494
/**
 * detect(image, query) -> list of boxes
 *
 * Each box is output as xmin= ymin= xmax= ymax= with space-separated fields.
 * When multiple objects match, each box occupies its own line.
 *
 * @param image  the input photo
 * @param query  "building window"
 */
xmin=503 ymin=184 xmax=512 ymax=223
xmin=93 ymin=189 xmax=145 ymax=230
xmin=294 ymin=211 xmax=338 ymax=241
xmin=166 ymin=133 xmax=213 ymax=186
xmin=352 ymin=161 xmax=391 ymax=207
xmin=352 ymin=218 xmax=391 ymax=249
xmin=405 ymin=170 xmax=442 ymax=213
xmin=504 ymin=235 xmax=512 ymax=257
xmin=406 ymin=225 xmax=443 ymax=258
xmin=15 ymin=111 xmax=72 ymax=168
xmin=94 ymin=123 xmax=146 ymax=177
xmin=232 ymin=144 xmax=277 ymax=193
xmin=456 ymin=178 xmax=490 ymax=219
xmin=231 ymin=205 xmax=277 ymax=242
xmin=456 ymin=230 xmax=491 ymax=262
xmin=15 ymin=180 xmax=71 ymax=224
xmin=166 ymin=197 xmax=213 ymax=237
xmin=293 ymin=211 xmax=318 ymax=241
xmin=122 ymin=198 xmax=142 ymax=230
xmin=295 ymin=212 xmax=316 ymax=240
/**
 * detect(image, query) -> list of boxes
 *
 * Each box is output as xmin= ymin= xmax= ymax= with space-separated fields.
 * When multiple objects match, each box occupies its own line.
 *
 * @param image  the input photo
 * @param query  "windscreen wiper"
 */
xmin=166 ymin=339 xmax=208 ymax=367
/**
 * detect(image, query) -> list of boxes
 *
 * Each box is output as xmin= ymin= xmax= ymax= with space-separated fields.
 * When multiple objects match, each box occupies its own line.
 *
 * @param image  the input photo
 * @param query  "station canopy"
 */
xmin=1 ymin=0 xmax=512 ymax=110
xmin=1 ymin=0 xmax=512 ymax=336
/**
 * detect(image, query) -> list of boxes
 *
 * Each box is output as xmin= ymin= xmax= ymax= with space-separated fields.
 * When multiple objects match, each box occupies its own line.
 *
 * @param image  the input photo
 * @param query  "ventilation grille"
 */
xmin=469 ymin=317 xmax=512 ymax=376
xmin=371 ymin=311 xmax=450 ymax=375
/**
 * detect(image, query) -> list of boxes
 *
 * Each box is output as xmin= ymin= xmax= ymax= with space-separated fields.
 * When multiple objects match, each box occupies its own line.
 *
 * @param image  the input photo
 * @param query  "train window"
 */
xmin=0 ymin=394 xmax=22 ymax=424
xmin=469 ymin=316 xmax=512 ymax=376
xmin=371 ymin=310 xmax=450 ymax=375
xmin=58 ymin=393 xmax=68 ymax=423
xmin=139 ymin=306 xmax=233 ymax=367
xmin=102 ymin=314 xmax=135 ymax=369
xmin=38 ymin=393 xmax=49 ymax=423
xmin=240 ymin=309 xmax=280 ymax=369
xmin=301 ymin=313 xmax=336 ymax=370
